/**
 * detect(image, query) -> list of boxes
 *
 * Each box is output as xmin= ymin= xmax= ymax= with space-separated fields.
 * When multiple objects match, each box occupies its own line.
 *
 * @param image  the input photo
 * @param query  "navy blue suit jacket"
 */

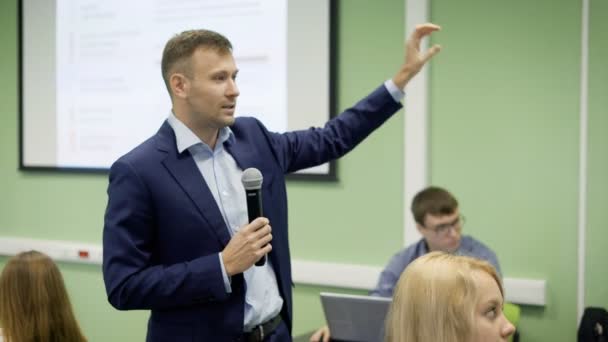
xmin=102 ymin=85 xmax=402 ymax=341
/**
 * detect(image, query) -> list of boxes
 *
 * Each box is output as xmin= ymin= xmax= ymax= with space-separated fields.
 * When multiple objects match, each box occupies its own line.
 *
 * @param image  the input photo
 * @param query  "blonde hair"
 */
xmin=384 ymin=252 xmax=503 ymax=342
xmin=0 ymin=251 xmax=87 ymax=342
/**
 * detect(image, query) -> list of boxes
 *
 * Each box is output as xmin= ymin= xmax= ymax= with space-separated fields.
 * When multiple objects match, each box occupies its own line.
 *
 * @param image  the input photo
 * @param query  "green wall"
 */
xmin=1 ymin=1 xmax=607 ymax=341
xmin=431 ymin=0 xmax=581 ymax=340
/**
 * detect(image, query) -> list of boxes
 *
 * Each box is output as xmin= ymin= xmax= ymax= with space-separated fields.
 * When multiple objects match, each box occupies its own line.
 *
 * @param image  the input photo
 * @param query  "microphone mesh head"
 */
xmin=241 ymin=168 xmax=263 ymax=190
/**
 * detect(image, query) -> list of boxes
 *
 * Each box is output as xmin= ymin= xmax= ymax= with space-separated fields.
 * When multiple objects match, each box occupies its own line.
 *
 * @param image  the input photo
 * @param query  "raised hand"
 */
xmin=393 ymin=23 xmax=442 ymax=89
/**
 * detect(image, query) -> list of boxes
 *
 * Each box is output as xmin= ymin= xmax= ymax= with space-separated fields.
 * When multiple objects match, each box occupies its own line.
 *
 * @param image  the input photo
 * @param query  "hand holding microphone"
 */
xmin=221 ymin=217 xmax=272 ymax=276
xmin=241 ymin=168 xmax=268 ymax=266
xmin=221 ymin=168 xmax=271 ymax=275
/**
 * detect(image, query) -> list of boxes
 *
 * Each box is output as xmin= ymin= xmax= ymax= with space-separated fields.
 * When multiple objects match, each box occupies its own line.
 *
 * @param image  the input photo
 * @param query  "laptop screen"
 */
xmin=320 ymin=292 xmax=392 ymax=342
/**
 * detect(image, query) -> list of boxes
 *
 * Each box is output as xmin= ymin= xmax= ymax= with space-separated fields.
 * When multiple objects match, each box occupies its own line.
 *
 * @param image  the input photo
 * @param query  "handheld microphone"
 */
xmin=241 ymin=168 xmax=266 ymax=266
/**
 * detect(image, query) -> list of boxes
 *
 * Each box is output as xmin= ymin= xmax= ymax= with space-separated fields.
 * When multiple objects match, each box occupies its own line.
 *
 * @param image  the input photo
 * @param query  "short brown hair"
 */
xmin=161 ymin=29 xmax=233 ymax=95
xmin=411 ymin=186 xmax=458 ymax=225
xmin=0 ymin=250 xmax=87 ymax=342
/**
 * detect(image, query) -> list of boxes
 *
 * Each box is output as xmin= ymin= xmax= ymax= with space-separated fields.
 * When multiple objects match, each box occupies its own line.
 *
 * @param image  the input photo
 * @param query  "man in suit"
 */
xmin=103 ymin=24 xmax=441 ymax=342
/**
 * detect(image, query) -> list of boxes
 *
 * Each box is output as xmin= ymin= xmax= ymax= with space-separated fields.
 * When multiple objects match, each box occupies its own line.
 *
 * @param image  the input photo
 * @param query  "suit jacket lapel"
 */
xmin=155 ymin=122 xmax=231 ymax=246
xmin=224 ymin=135 xmax=255 ymax=171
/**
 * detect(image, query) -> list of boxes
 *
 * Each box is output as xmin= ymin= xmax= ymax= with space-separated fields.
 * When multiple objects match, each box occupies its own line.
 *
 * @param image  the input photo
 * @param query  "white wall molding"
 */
xmin=403 ymin=0 xmax=431 ymax=247
xmin=0 ymin=237 xmax=546 ymax=306
xmin=291 ymin=260 xmax=380 ymax=290
xmin=292 ymin=260 xmax=546 ymax=306
xmin=577 ymin=0 xmax=590 ymax=322
xmin=503 ymin=278 xmax=547 ymax=307
xmin=0 ymin=236 xmax=102 ymax=265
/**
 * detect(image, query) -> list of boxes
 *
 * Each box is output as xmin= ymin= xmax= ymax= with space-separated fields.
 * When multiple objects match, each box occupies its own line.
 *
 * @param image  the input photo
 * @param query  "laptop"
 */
xmin=320 ymin=292 xmax=392 ymax=342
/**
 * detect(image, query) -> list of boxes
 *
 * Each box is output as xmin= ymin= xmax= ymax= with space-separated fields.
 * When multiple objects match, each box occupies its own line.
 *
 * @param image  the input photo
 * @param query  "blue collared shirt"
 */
xmin=370 ymin=235 xmax=502 ymax=297
xmin=167 ymin=114 xmax=283 ymax=332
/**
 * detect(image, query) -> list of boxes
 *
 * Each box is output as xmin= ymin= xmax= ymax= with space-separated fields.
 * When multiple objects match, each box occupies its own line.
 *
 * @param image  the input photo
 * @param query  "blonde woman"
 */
xmin=0 ymin=250 xmax=86 ymax=342
xmin=385 ymin=251 xmax=515 ymax=342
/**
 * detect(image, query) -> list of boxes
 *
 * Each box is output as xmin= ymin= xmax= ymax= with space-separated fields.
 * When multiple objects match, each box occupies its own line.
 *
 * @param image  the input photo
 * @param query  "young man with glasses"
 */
xmin=310 ymin=186 xmax=502 ymax=342
xmin=369 ymin=186 xmax=501 ymax=297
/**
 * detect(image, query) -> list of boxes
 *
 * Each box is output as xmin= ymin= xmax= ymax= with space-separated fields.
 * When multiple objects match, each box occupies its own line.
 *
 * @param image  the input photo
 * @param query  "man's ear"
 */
xmin=170 ymin=73 xmax=189 ymax=99
xmin=416 ymin=223 xmax=425 ymax=234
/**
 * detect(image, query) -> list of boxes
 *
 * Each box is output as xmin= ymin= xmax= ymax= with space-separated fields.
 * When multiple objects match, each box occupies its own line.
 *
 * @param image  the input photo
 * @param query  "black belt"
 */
xmin=243 ymin=314 xmax=282 ymax=342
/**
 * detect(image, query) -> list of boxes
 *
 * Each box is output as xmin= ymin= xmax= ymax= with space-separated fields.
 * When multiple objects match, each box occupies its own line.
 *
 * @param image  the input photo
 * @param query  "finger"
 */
xmin=253 ymin=217 xmax=270 ymax=227
xmin=257 ymin=233 xmax=273 ymax=247
xmin=255 ymin=244 xmax=272 ymax=261
xmin=253 ymin=224 xmax=272 ymax=239
xmin=246 ymin=217 xmax=269 ymax=231
xmin=261 ymin=243 xmax=272 ymax=255
xmin=421 ymin=44 xmax=442 ymax=63
xmin=322 ymin=327 xmax=331 ymax=342
xmin=414 ymin=23 xmax=441 ymax=36
xmin=411 ymin=23 xmax=441 ymax=43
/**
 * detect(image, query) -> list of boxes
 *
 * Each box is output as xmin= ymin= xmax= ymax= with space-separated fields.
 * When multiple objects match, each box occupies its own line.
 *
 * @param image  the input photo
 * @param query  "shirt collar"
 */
xmin=167 ymin=112 xmax=234 ymax=153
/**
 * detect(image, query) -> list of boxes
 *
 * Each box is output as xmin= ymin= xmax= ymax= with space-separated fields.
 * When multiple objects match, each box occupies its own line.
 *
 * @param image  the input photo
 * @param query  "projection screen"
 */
xmin=20 ymin=0 xmax=336 ymax=179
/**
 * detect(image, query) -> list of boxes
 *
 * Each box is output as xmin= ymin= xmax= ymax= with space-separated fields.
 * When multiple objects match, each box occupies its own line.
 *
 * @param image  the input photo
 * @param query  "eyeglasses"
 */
xmin=424 ymin=215 xmax=465 ymax=236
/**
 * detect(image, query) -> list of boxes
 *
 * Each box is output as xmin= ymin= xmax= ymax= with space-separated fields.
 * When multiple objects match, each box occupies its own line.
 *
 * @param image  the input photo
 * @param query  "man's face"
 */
xmin=417 ymin=209 xmax=462 ymax=253
xmin=471 ymin=270 xmax=515 ymax=342
xmin=180 ymin=47 xmax=240 ymax=131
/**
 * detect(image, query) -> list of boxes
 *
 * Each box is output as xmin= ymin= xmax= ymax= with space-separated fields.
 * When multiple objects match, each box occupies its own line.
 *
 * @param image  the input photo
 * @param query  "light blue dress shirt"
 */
xmin=384 ymin=79 xmax=405 ymax=102
xmin=167 ymin=114 xmax=283 ymax=332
